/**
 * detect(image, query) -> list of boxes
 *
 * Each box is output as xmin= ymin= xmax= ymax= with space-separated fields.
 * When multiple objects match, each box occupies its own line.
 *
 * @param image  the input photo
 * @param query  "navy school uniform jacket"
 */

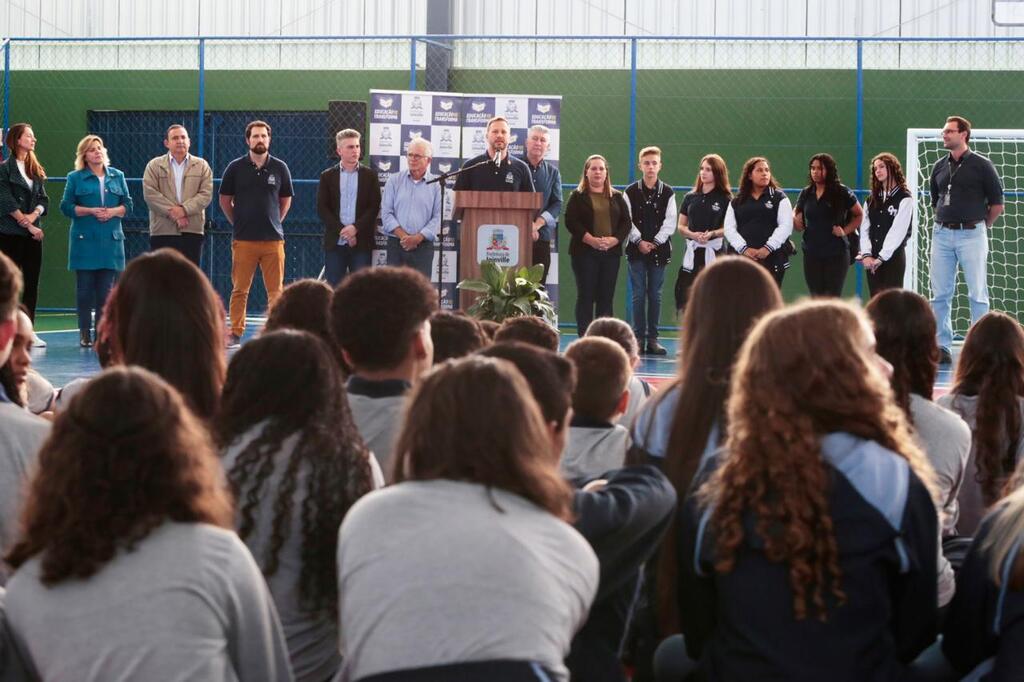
xmin=568 ymin=466 xmax=677 ymax=682
xmin=677 ymin=432 xmax=938 ymax=682
xmin=942 ymin=508 xmax=1024 ymax=681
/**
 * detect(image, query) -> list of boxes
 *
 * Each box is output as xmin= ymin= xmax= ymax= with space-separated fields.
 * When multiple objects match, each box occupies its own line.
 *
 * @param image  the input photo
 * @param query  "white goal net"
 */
xmin=906 ymin=128 xmax=1024 ymax=341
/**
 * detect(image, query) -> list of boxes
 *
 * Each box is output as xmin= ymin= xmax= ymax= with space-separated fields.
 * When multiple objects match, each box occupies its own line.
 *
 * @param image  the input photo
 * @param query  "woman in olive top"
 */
xmin=674 ymin=154 xmax=732 ymax=313
xmin=793 ymin=153 xmax=863 ymax=297
xmin=0 ymin=123 xmax=48 ymax=328
xmin=565 ymin=154 xmax=632 ymax=337
xmin=723 ymin=157 xmax=793 ymax=287
xmin=60 ymin=134 xmax=132 ymax=348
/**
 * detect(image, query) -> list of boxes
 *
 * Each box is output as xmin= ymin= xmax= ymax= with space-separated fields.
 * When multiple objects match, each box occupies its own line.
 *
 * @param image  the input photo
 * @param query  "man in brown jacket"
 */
xmin=142 ymin=124 xmax=214 ymax=267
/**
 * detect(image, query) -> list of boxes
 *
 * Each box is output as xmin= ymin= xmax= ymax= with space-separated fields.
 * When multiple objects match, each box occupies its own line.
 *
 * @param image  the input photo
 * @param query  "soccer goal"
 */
xmin=905 ymin=128 xmax=1024 ymax=341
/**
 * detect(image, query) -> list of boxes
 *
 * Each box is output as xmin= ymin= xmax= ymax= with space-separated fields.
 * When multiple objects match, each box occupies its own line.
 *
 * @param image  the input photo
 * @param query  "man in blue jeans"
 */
xmin=316 ymin=129 xmax=382 ymax=287
xmin=929 ymin=116 xmax=1004 ymax=364
xmin=380 ymin=137 xmax=441 ymax=279
xmin=623 ymin=147 xmax=676 ymax=356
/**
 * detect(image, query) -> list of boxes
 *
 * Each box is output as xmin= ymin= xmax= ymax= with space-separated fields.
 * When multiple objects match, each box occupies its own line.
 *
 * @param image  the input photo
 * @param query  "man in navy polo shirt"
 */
xmin=929 ymin=115 xmax=1004 ymax=364
xmin=218 ymin=120 xmax=294 ymax=348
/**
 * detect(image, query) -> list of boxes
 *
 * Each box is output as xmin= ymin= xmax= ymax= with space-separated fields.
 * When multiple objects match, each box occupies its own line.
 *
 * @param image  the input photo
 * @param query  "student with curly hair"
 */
xmin=677 ymin=300 xmax=939 ymax=680
xmin=723 ymin=157 xmax=793 ymax=287
xmin=938 ymin=311 xmax=1024 ymax=536
xmin=218 ymin=331 xmax=376 ymax=681
xmin=858 ymin=152 xmax=914 ymax=298
xmin=4 ymin=366 xmax=292 ymax=681
xmin=337 ymin=356 xmax=598 ymax=680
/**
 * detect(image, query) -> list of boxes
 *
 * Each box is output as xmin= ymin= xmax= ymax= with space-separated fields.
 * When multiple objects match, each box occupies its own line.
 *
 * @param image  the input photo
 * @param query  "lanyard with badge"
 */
xmin=944 ymin=155 xmax=963 ymax=207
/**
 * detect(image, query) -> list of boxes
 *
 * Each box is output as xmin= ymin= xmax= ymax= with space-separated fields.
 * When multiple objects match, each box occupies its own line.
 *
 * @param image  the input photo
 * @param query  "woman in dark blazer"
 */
xmin=60 ymin=134 xmax=132 ymax=348
xmin=564 ymin=154 xmax=632 ymax=337
xmin=0 ymin=123 xmax=49 ymax=330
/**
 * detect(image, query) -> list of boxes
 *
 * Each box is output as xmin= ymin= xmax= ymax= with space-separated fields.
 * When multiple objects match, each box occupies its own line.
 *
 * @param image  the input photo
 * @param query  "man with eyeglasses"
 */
xmin=929 ymin=115 xmax=1004 ymax=364
xmin=380 ymin=137 xmax=442 ymax=279
xmin=316 ymin=128 xmax=382 ymax=287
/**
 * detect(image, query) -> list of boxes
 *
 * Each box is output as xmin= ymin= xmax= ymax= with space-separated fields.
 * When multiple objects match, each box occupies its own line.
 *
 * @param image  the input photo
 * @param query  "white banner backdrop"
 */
xmin=369 ymin=89 xmax=562 ymax=311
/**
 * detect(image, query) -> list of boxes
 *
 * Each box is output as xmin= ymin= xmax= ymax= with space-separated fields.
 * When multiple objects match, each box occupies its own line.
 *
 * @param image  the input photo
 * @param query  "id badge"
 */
xmin=944 ymin=184 xmax=951 ymax=206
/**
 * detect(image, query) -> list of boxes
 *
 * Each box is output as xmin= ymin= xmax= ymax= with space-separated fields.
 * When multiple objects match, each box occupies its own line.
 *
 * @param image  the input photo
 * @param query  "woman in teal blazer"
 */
xmin=60 ymin=134 xmax=132 ymax=348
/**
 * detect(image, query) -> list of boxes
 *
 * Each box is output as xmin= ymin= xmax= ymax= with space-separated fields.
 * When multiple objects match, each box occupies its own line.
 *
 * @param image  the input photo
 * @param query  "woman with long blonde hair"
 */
xmin=943 ymin=455 xmax=1024 ymax=677
xmin=677 ymin=300 xmax=939 ymax=680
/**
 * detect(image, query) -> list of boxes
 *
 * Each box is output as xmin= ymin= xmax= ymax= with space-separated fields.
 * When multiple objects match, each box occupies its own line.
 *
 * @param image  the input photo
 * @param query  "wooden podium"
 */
xmin=454 ymin=190 xmax=542 ymax=310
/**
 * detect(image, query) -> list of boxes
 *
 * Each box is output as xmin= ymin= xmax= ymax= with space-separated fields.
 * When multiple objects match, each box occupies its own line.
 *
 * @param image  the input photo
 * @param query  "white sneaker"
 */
xmin=31 ymin=332 xmax=46 ymax=348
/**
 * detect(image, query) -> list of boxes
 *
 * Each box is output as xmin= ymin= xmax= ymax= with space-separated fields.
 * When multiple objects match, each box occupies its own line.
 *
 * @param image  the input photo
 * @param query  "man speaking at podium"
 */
xmin=454 ymin=117 xmax=535 ymax=194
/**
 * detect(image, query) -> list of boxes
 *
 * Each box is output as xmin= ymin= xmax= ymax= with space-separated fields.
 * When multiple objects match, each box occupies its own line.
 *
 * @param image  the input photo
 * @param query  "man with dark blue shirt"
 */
xmin=218 ymin=120 xmax=294 ymax=348
xmin=928 ymin=115 xmax=1004 ymax=364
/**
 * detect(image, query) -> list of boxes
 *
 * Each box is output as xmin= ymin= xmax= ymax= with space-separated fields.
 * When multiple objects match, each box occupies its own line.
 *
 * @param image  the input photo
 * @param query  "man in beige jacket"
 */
xmin=142 ymin=124 xmax=214 ymax=267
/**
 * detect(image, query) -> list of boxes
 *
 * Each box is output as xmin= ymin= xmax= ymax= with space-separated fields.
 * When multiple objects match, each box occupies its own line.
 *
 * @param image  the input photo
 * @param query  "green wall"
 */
xmin=9 ymin=67 xmax=1023 ymax=325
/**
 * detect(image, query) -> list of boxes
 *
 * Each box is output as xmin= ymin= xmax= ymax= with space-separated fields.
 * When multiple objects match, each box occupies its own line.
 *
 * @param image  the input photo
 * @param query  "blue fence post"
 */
xmin=625 ymin=38 xmax=638 ymax=328
xmin=2 ymin=41 xmax=10 ymax=137
xmin=855 ymin=38 xmax=864 ymax=299
xmin=628 ymin=38 xmax=638 ymax=184
xmin=197 ymin=38 xmax=206 ymax=159
xmin=409 ymin=38 xmax=417 ymax=90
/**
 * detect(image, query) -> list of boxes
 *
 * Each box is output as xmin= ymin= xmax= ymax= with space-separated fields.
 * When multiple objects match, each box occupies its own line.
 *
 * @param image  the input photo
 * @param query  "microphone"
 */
xmin=493 ymin=149 xmax=502 ymax=166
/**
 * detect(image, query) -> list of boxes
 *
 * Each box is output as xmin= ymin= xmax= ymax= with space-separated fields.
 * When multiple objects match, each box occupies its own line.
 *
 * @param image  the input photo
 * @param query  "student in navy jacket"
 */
xmin=943 ymin=466 xmax=1024 ymax=680
xmin=723 ymin=157 xmax=793 ymax=287
xmin=677 ymin=300 xmax=939 ymax=682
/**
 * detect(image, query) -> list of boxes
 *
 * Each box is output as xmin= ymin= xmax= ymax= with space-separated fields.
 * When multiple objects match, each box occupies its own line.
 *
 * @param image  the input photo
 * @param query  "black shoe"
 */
xmin=939 ymin=347 xmax=953 ymax=365
xmin=79 ymin=331 xmax=92 ymax=348
xmin=645 ymin=340 xmax=668 ymax=356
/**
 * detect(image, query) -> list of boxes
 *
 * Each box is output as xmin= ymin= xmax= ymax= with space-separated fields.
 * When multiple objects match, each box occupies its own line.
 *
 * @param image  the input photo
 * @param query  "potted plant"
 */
xmin=457 ymin=261 xmax=557 ymax=325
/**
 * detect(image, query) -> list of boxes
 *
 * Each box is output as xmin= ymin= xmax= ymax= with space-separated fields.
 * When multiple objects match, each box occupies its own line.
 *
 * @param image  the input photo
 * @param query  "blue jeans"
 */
xmin=385 ymin=237 xmax=435 ymax=280
xmin=628 ymin=259 xmax=666 ymax=343
xmin=75 ymin=268 xmax=118 ymax=335
xmin=324 ymin=245 xmax=371 ymax=287
xmin=930 ymin=223 xmax=988 ymax=350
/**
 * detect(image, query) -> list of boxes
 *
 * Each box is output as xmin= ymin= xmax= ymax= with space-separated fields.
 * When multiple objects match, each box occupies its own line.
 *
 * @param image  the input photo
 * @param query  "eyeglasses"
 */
xmin=407 ymin=153 xmax=428 ymax=160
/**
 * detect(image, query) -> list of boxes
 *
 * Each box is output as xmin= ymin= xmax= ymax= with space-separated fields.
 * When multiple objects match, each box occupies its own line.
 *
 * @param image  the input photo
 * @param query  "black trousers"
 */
xmin=866 ymin=248 xmax=907 ymax=298
xmin=532 ymin=238 xmax=551 ymax=285
xmin=0 ymin=232 xmax=42 ymax=320
xmin=673 ymin=248 xmax=708 ymax=314
xmin=572 ymin=248 xmax=620 ymax=337
xmin=150 ymin=233 xmax=205 ymax=268
xmin=803 ymin=250 xmax=848 ymax=297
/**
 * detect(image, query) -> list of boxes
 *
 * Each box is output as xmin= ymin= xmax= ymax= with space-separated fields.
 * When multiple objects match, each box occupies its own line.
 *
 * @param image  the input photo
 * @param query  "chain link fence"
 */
xmin=2 ymin=35 xmax=1022 ymax=329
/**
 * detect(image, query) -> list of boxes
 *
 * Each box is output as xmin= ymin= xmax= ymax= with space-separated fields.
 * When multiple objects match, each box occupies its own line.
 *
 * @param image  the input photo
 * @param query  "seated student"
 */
xmin=493 ymin=315 xmax=560 ymax=352
xmin=429 ymin=311 xmax=486 ymax=364
xmin=562 ymin=337 xmax=632 ymax=480
xmin=479 ymin=341 xmax=676 ymax=682
xmin=4 ymin=367 xmax=293 ymax=681
xmin=866 ymin=289 xmax=970 ymax=607
xmin=99 ymin=248 xmax=226 ymax=422
xmin=677 ymin=300 xmax=939 ymax=681
xmin=585 ymin=317 xmax=651 ymax=430
xmin=0 ymin=308 xmax=35 ymax=409
xmin=943 ymin=457 xmax=1024 ymax=680
xmin=330 ymin=267 xmax=436 ymax=479
xmin=264 ymin=278 xmax=345 ymax=372
xmin=478 ymin=319 xmax=500 ymax=344
xmin=337 ymin=356 xmax=598 ymax=681
xmin=0 ymin=258 xmax=49 ymax=587
xmin=217 ymin=331 xmax=377 ymax=682
xmin=938 ymin=311 xmax=1024 ymax=537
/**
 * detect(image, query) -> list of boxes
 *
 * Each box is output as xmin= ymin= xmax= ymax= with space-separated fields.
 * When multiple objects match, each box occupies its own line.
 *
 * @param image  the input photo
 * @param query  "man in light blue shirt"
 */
xmin=521 ymin=125 xmax=562 ymax=285
xmin=380 ymin=138 xmax=441 ymax=279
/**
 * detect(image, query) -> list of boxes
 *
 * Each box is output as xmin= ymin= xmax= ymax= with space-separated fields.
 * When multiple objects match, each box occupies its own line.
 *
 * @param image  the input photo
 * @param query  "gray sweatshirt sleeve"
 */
xmin=220 ymin=536 xmax=296 ymax=682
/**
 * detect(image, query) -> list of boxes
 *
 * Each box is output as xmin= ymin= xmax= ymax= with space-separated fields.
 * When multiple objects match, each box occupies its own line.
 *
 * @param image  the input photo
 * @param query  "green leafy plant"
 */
xmin=457 ymin=261 xmax=557 ymax=325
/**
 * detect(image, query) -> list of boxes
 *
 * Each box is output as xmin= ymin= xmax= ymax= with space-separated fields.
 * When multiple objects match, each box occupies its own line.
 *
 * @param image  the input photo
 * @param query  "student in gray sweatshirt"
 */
xmin=561 ymin=337 xmax=633 ymax=480
xmin=330 ymin=267 xmax=437 ymax=481
xmin=337 ymin=357 xmax=598 ymax=681
xmin=3 ymin=366 xmax=293 ymax=682
xmin=218 ymin=331 xmax=377 ymax=682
